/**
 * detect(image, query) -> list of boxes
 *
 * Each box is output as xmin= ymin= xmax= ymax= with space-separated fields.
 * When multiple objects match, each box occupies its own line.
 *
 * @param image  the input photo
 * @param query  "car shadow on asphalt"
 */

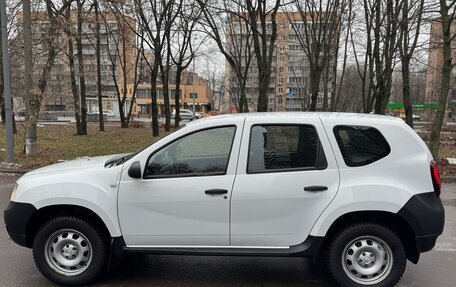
xmin=97 ymin=254 xmax=332 ymax=286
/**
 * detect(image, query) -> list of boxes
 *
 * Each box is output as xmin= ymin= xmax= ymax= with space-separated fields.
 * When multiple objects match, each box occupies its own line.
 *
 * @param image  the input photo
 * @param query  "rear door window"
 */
xmin=248 ymin=125 xmax=327 ymax=173
xmin=333 ymin=125 xmax=390 ymax=167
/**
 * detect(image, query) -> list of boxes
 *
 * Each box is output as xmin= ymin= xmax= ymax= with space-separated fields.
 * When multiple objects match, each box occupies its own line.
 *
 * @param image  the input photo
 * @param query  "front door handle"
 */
xmin=205 ymin=189 xmax=228 ymax=195
xmin=304 ymin=186 xmax=328 ymax=192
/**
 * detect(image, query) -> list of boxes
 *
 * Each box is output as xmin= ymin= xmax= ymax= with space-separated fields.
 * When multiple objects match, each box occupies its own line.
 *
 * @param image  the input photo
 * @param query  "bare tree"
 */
xmin=22 ymin=0 xmax=34 ymax=154
xmin=171 ymin=1 xmax=199 ymax=127
xmin=287 ymin=0 xmax=346 ymax=111
xmin=370 ymin=0 xmax=403 ymax=114
xmin=332 ymin=0 xmax=353 ymax=111
xmin=350 ymin=3 xmax=374 ymax=113
xmin=22 ymin=0 xmax=68 ymax=154
xmin=63 ymin=0 xmax=83 ymax=135
xmin=398 ymin=0 xmax=424 ymax=127
xmin=159 ymin=29 xmax=173 ymax=131
xmin=429 ymin=0 xmax=456 ymax=158
xmin=94 ymin=0 xmax=104 ymax=131
xmin=76 ymin=0 xmax=88 ymax=134
xmin=198 ymin=0 xmax=253 ymax=113
xmin=243 ymin=0 xmax=281 ymax=112
xmin=335 ymin=64 xmax=365 ymax=112
xmin=101 ymin=2 xmax=137 ymax=128
xmin=134 ymin=0 xmax=178 ymax=136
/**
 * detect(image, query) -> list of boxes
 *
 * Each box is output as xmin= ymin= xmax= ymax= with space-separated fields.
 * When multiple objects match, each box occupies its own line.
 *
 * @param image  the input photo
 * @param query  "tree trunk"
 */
xmin=64 ymin=1 xmax=82 ymax=135
xmin=0 ymin=26 xmax=4 ymax=124
xmin=430 ymin=1 xmax=454 ymax=158
xmin=151 ymin=66 xmax=159 ymax=137
xmin=160 ymin=67 xmax=171 ymax=131
xmin=119 ymin=28 xmax=128 ymax=128
xmin=94 ymin=0 xmax=104 ymax=131
xmin=402 ymin=58 xmax=413 ymax=127
xmin=77 ymin=0 xmax=87 ymax=135
xmin=309 ymin=69 xmax=322 ymax=111
xmin=174 ymin=69 xmax=182 ymax=128
xmin=23 ymin=0 xmax=37 ymax=155
xmin=67 ymin=31 xmax=83 ymax=135
xmin=240 ymin=84 xmax=249 ymax=113
xmin=257 ymin=69 xmax=270 ymax=112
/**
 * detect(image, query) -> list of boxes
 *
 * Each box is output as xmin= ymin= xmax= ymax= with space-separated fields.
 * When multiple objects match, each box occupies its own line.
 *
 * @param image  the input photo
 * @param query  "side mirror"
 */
xmin=128 ymin=161 xmax=142 ymax=179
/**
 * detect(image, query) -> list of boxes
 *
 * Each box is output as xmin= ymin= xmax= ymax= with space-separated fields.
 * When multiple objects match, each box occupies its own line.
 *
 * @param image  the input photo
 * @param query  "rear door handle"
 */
xmin=304 ymin=186 xmax=328 ymax=192
xmin=205 ymin=189 xmax=228 ymax=195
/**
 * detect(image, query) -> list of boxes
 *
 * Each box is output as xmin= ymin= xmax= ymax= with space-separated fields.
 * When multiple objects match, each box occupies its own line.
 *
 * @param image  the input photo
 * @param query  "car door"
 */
xmin=230 ymin=116 xmax=339 ymax=247
xmin=118 ymin=118 xmax=244 ymax=247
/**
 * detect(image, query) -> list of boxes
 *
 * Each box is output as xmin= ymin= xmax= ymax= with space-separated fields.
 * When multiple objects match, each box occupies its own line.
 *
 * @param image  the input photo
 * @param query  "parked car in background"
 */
xmin=4 ymin=113 xmax=444 ymax=286
xmin=103 ymin=110 xmax=116 ymax=117
xmin=172 ymin=109 xmax=198 ymax=121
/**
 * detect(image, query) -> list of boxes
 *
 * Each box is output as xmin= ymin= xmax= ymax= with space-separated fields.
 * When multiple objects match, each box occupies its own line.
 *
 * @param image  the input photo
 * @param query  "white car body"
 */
xmin=172 ymin=109 xmax=197 ymax=120
xmin=5 ymin=112 xmax=444 ymax=286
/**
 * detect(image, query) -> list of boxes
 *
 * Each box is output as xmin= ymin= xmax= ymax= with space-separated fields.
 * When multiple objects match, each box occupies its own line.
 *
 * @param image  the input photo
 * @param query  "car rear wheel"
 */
xmin=326 ymin=223 xmax=406 ymax=287
xmin=33 ymin=216 xmax=106 ymax=286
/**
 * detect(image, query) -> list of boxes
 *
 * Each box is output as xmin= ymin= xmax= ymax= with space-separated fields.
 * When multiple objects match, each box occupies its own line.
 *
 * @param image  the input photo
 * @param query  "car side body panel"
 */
xmin=309 ymin=116 xmax=435 ymax=237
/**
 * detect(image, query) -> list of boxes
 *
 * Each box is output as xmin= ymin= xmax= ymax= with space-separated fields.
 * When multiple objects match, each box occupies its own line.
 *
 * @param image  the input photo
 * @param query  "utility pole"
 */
xmin=1 ymin=0 xmax=14 ymax=162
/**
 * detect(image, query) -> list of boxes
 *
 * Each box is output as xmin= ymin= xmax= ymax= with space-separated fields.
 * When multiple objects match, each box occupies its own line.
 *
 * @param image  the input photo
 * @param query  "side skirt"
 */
xmin=108 ymin=236 xmax=323 ymax=264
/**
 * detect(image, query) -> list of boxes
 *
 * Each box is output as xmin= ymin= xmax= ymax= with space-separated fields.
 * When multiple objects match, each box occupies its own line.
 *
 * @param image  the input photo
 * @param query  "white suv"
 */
xmin=4 ymin=113 xmax=444 ymax=286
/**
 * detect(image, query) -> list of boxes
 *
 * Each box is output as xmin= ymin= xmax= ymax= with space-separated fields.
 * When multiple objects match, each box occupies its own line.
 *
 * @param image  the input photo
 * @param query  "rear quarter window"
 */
xmin=333 ymin=125 xmax=390 ymax=167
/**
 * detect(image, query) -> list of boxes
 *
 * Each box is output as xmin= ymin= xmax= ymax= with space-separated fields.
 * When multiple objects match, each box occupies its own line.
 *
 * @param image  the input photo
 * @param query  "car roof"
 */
xmin=191 ymin=112 xmax=404 ymax=125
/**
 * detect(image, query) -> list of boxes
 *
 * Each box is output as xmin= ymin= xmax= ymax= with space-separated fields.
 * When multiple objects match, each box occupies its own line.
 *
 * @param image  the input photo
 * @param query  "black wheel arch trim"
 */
xmin=397 ymin=191 xmax=445 ymax=253
xmin=4 ymin=201 xmax=37 ymax=247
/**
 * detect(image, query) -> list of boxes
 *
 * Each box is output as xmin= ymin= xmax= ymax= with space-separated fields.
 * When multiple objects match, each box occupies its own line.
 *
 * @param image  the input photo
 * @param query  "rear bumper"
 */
xmin=397 ymin=192 xmax=445 ymax=253
xmin=4 ymin=201 xmax=36 ymax=247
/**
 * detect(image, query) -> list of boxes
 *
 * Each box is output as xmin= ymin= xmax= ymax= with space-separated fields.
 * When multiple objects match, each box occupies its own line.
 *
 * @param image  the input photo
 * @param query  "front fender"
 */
xmin=14 ymin=168 xmax=122 ymax=237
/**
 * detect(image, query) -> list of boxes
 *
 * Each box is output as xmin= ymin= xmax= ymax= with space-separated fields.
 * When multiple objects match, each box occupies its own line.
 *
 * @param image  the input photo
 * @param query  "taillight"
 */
xmin=430 ymin=160 xmax=441 ymax=197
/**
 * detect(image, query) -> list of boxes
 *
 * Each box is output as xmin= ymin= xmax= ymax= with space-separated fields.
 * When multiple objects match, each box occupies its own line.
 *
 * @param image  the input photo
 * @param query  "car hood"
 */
xmin=25 ymin=154 xmax=127 ymax=176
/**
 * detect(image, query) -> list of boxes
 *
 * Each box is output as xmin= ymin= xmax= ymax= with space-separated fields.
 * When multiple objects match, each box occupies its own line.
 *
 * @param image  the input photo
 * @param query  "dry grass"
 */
xmin=0 ymin=122 xmax=171 ymax=168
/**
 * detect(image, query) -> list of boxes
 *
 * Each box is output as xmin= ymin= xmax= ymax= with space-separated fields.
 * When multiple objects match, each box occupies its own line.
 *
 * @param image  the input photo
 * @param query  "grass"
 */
xmin=0 ymin=122 xmax=171 ymax=169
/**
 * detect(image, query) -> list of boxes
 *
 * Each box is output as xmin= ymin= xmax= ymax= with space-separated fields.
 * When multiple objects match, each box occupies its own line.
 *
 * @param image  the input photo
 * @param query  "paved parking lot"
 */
xmin=1 ymin=173 xmax=455 ymax=286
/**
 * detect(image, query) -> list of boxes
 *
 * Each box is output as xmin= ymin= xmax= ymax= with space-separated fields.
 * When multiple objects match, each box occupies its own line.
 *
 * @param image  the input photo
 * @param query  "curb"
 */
xmin=0 ymin=169 xmax=31 ymax=175
xmin=442 ymin=176 xmax=456 ymax=183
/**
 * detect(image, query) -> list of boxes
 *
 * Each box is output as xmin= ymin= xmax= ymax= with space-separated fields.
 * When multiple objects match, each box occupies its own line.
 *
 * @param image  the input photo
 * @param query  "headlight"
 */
xmin=10 ymin=184 xmax=18 ymax=201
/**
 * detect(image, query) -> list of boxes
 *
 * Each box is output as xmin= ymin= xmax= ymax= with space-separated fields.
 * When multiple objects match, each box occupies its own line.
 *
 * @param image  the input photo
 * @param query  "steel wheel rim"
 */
xmin=44 ymin=229 xmax=93 ymax=276
xmin=341 ymin=235 xmax=393 ymax=285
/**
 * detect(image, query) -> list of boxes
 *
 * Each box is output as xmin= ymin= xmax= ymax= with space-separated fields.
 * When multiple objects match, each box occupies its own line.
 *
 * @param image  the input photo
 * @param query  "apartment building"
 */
xmin=15 ymin=9 xmax=136 ymax=115
xmin=424 ymin=19 xmax=456 ymax=105
xmin=224 ymin=12 xmax=338 ymax=113
xmin=124 ymin=71 xmax=213 ymax=116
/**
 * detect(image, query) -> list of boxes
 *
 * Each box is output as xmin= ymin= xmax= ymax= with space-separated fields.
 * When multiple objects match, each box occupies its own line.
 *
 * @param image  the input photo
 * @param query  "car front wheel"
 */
xmin=326 ymin=223 xmax=406 ymax=287
xmin=32 ymin=216 xmax=106 ymax=286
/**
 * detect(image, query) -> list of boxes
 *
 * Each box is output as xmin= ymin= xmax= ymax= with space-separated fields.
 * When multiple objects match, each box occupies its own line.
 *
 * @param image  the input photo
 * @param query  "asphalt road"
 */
xmin=1 ymin=173 xmax=455 ymax=287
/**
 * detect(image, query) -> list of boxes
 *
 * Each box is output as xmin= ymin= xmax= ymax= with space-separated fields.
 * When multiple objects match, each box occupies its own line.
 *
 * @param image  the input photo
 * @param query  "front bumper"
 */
xmin=397 ymin=192 xmax=445 ymax=253
xmin=4 ymin=201 xmax=36 ymax=247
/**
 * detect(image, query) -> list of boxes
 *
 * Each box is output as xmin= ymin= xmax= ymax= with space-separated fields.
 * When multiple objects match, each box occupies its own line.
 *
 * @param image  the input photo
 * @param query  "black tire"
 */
xmin=326 ymin=223 xmax=406 ymax=287
xmin=32 ymin=216 xmax=107 ymax=286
